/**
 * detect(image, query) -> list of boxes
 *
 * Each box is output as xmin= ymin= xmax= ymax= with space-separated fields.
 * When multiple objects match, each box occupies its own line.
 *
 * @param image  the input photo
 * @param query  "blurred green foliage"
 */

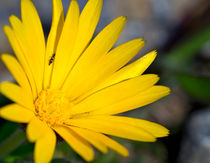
xmin=162 ymin=25 xmax=210 ymax=103
xmin=178 ymin=74 xmax=210 ymax=101
xmin=163 ymin=25 xmax=210 ymax=72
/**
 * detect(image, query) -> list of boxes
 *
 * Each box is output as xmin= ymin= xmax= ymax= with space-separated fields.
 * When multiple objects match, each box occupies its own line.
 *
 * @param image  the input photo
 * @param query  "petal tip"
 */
xmin=120 ymin=15 xmax=127 ymax=22
xmin=165 ymin=87 xmax=171 ymax=94
xmin=158 ymin=127 xmax=170 ymax=138
xmin=122 ymin=149 xmax=129 ymax=157
xmin=3 ymin=25 xmax=10 ymax=33
xmin=85 ymin=152 xmax=95 ymax=162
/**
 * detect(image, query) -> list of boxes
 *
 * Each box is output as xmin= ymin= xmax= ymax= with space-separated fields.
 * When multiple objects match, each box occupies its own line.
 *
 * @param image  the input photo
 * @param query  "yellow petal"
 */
xmin=0 ymin=104 xmax=34 ymax=123
xmin=75 ymin=38 xmax=145 ymax=102
xmin=70 ymin=126 xmax=129 ymax=156
xmin=0 ymin=82 xmax=34 ymax=110
xmin=54 ymin=126 xmax=94 ymax=162
xmin=111 ymin=116 xmax=169 ymax=137
xmin=94 ymin=50 xmax=157 ymax=93
xmin=63 ymin=16 xmax=127 ymax=99
xmin=62 ymin=0 xmax=103 ymax=78
xmin=1 ymin=54 xmax=32 ymax=95
xmin=3 ymin=25 xmax=37 ymax=98
xmin=21 ymin=0 xmax=45 ymax=46
xmin=43 ymin=0 xmax=64 ymax=89
xmin=9 ymin=15 xmax=40 ymax=97
xmin=95 ymin=134 xmax=129 ymax=157
xmin=71 ymin=74 xmax=159 ymax=115
xmin=21 ymin=0 xmax=45 ymax=92
xmin=26 ymin=116 xmax=49 ymax=142
xmin=78 ymin=116 xmax=169 ymax=138
xmin=34 ymin=128 xmax=56 ymax=163
xmin=92 ymin=86 xmax=170 ymax=115
xmin=9 ymin=16 xmax=38 ymax=89
xmin=67 ymin=117 xmax=156 ymax=142
xmin=50 ymin=0 xmax=79 ymax=89
xmin=70 ymin=126 xmax=108 ymax=154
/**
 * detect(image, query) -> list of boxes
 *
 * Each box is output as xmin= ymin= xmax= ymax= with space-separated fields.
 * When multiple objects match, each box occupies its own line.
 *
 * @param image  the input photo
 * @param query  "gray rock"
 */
xmin=178 ymin=109 xmax=210 ymax=163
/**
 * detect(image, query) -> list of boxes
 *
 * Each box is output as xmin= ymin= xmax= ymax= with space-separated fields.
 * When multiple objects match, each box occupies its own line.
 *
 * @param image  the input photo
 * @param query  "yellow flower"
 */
xmin=0 ymin=0 xmax=170 ymax=162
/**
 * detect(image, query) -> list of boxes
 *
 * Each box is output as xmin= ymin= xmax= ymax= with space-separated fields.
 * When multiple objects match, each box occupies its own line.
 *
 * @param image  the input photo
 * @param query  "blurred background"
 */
xmin=0 ymin=0 xmax=210 ymax=162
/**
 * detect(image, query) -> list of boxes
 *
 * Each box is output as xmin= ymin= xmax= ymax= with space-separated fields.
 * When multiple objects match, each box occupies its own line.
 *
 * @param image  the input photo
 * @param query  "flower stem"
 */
xmin=0 ymin=129 xmax=26 ymax=159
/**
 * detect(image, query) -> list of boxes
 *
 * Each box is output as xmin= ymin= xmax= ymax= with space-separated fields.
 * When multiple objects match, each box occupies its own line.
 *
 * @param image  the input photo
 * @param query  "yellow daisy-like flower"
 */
xmin=0 ymin=0 xmax=170 ymax=162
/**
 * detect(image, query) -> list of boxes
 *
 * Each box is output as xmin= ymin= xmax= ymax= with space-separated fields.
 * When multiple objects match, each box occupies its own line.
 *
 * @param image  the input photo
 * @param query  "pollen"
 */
xmin=34 ymin=89 xmax=72 ymax=126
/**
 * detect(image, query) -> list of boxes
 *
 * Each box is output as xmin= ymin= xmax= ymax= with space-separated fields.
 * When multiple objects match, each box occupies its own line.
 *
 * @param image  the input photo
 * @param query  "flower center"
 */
xmin=34 ymin=89 xmax=72 ymax=126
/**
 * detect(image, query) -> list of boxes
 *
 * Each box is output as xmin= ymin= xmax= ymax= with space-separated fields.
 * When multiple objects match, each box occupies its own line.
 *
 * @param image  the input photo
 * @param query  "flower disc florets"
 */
xmin=34 ymin=89 xmax=71 ymax=126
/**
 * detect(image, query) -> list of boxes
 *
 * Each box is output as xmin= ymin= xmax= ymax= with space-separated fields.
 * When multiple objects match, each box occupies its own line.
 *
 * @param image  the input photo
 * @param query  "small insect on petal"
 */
xmin=49 ymin=53 xmax=55 ymax=65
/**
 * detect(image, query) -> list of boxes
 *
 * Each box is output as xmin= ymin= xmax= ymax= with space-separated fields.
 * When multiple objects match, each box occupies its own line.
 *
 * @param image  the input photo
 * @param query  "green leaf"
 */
xmin=51 ymin=158 xmax=71 ymax=163
xmin=162 ymin=25 xmax=210 ymax=72
xmin=0 ymin=129 xmax=26 ymax=159
xmin=6 ymin=142 xmax=34 ymax=160
xmin=0 ymin=122 xmax=18 ymax=143
xmin=92 ymin=151 xmax=117 ymax=163
xmin=178 ymin=74 xmax=210 ymax=101
xmin=0 ymin=95 xmax=11 ymax=107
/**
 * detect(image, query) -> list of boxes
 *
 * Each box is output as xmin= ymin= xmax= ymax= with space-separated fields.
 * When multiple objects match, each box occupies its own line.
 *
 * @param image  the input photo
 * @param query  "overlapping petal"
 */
xmin=70 ymin=126 xmax=129 ymax=156
xmin=54 ymin=126 xmax=94 ymax=162
xmin=26 ymin=117 xmax=49 ymax=142
xmin=74 ymin=38 xmax=145 ymax=102
xmin=70 ymin=126 xmax=108 ymax=154
xmin=70 ymin=116 xmax=169 ymax=137
xmin=1 ymin=54 xmax=32 ymax=95
xmin=63 ymin=16 xmax=127 ymax=98
xmin=50 ymin=0 xmax=79 ymax=89
xmin=0 ymin=82 xmax=34 ymax=110
xmin=66 ymin=118 xmax=156 ymax=142
xmin=43 ymin=0 xmax=64 ymax=88
xmin=96 ymin=50 xmax=158 ymax=91
xmin=63 ymin=0 xmax=103 ymax=76
xmin=91 ymin=86 xmax=170 ymax=115
xmin=21 ymin=0 xmax=45 ymax=93
xmin=71 ymin=74 xmax=160 ymax=115
xmin=0 ymin=104 xmax=34 ymax=123
xmin=3 ymin=25 xmax=37 ymax=98
xmin=34 ymin=126 xmax=56 ymax=163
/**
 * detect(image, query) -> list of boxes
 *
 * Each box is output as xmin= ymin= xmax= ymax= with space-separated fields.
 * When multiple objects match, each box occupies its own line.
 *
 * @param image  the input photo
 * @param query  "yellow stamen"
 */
xmin=34 ymin=89 xmax=72 ymax=126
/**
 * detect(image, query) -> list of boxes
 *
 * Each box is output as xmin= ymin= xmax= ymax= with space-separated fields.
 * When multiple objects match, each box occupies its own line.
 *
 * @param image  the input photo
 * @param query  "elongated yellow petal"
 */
xmin=0 ymin=104 xmax=34 ymax=123
xmin=54 ymin=126 xmax=94 ymax=162
xmin=67 ymin=118 xmax=156 ymax=142
xmin=9 ymin=15 xmax=39 ymax=89
xmin=75 ymin=38 xmax=145 ymax=102
xmin=109 ymin=116 xmax=169 ymax=137
xmin=91 ymin=86 xmax=170 ymax=115
xmin=63 ymin=16 xmax=127 ymax=99
xmin=63 ymin=0 xmax=103 ymax=77
xmin=70 ymin=126 xmax=129 ymax=156
xmin=1 ymin=54 xmax=32 ymax=94
xmin=3 ymin=25 xmax=37 ymax=98
xmin=0 ymin=82 xmax=34 ymax=110
xmin=77 ymin=116 xmax=169 ymax=137
xmin=26 ymin=117 xmax=49 ymax=142
xmin=71 ymin=74 xmax=159 ymax=115
xmin=70 ymin=126 xmax=108 ymax=154
xmin=93 ymin=50 xmax=157 ymax=93
xmin=34 ymin=128 xmax=56 ymax=163
xmin=21 ymin=0 xmax=45 ymax=45
xmin=95 ymin=134 xmax=129 ymax=157
xmin=43 ymin=0 xmax=64 ymax=89
xmin=50 ymin=0 xmax=79 ymax=89
xmin=9 ymin=15 xmax=41 ymax=96
xmin=21 ymin=0 xmax=45 ymax=92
